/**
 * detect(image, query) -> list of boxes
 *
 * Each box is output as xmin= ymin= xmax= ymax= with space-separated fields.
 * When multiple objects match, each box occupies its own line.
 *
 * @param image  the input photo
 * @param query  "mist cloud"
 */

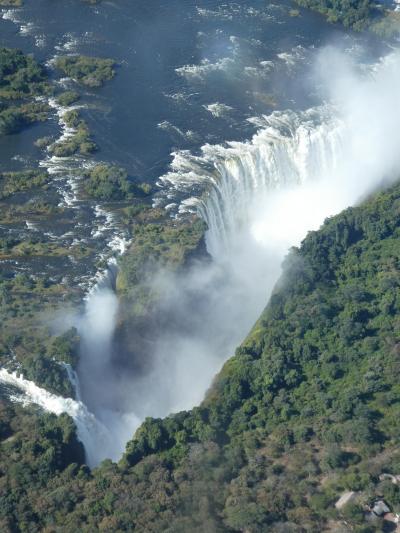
xmin=76 ymin=46 xmax=400 ymax=465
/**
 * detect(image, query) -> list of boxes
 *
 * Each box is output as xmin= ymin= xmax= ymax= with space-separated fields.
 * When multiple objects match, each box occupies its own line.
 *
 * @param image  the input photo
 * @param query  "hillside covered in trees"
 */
xmin=1 ymin=179 xmax=400 ymax=531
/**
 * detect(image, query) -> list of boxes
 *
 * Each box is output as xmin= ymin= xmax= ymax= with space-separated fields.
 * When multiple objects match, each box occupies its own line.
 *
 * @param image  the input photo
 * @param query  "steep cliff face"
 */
xmin=1 ymin=182 xmax=400 ymax=531
xmin=120 ymin=181 xmax=400 ymax=531
xmin=113 ymin=217 xmax=209 ymax=373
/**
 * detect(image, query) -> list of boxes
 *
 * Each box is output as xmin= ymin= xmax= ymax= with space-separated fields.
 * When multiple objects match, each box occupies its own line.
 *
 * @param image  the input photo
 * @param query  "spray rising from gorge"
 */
xmin=65 ymin=47 xmax=400 ymax=465
xmin=5 ymin=46 xmax=400 ymax=467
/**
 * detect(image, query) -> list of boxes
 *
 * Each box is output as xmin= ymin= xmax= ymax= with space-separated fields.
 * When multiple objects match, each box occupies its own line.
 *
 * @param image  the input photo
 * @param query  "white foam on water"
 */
xmin=0 ymin=368 xmax=118 ymax=467
xmin=1 ymin=8 xmax=21 ymax=23
xmin=176 ymin=57 xmax=234 ymax=82
xmin=25 ymin=220 xmax=38 ymax=231
xmin=158 ymin=104 xmax=344 ymax=255
xmin=244 ymin=60 xmax=275 ymax=79
xmin=204 ymin=102 xmax=234 ymax=118
xmin=19 ymin=21 xmax=35 ymax=35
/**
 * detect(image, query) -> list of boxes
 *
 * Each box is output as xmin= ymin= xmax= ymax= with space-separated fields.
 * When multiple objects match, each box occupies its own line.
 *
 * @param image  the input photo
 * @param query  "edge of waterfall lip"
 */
xmin=154 ymin=103 xmax=340 ymax=219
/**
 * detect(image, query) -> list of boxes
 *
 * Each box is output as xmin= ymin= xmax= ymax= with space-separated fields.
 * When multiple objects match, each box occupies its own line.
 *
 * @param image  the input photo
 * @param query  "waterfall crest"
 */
xmin=158 ymin=106 xmax=344 ymax=257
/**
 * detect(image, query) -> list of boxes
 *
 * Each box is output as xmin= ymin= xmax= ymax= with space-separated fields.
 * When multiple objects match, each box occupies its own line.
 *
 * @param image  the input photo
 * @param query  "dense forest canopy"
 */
xmin=1 ymin=180 xmax=400 ymax=531
xmin=1 ymin=1 xmax=400 ymax=531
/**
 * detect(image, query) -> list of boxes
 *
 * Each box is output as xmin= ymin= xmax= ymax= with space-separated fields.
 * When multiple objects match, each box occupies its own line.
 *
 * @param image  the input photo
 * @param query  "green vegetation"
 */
xmin=117 ymin=218 xmax=207 ymax=302
xmin=0 ymin=0 xmax=22 ymax=8
xmin=20 ymin=354 xmax=75 ymax=398
xmin=49 ymin=57 xmax=118 ymax=157
xmin=295 ymin=0 xmax=377 ymax=30
xmin=47 ymin=328 xmax=80 ymax=367
xmin=1 ymin=180 xmax=400 ymax=530
xmin=83 ymin=164 xmax=132 ymax=200
xmin=56 ymin=90 xmax=80 ymax=107
xmin=0 ymin=169 xmax=50 ymax=199
xmin=0 ymin=99 xmax=49 ymax=134
xmin=49 ymin=113 xmax=96 ymax=157
xmin=113 ymin=215 xmax=207 ymax=368
xmin=0 ymin=48 xmax=51 ymax=135
xmin=120 ymin=203 xmax=153 ymax=223
xmin=0 ymin=201 xmax=64 ymax=227
xmin=54 ymin=55 xmax=116 ymax=88
xmin=82 ymin=164 xmax=153 ymax=201
xmin=0 ymin=235 xmax=91 ymax=260
xmin=371 ymin=10 xmax=400 ymax=38
xmin=0 ymin=401 xmax=85 ymax=532
xmin=0 ymin=272 xmax=82 ymax=397
xmin=0 ymin=107 xmax=26 ymax=135
xmin=34 ymin=135 xmax=53 ymax=149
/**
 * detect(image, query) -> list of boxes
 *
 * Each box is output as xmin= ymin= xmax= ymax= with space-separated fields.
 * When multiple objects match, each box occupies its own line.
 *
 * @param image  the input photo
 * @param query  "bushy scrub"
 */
xmin=82 ymin=164 xmax=153 ymax=201
xmin=0 ymin=48 xmax=51 ymax=135
xmin=0 ymin=170 xmax=50 ymax=199
xmin=49 ymin=120 xmax=96 ymax=157
xmin=54 ymin=55 xmax=116 ymax=87
xmin=0 ymin=0 xmax=23 ymax=5
xmin=56 ymin=90 xmax=80 ymax=107
xmin=83 ymin=164 xmax=132 ymax=200
xmin=20 ymin=354 xmax=74 ymax=398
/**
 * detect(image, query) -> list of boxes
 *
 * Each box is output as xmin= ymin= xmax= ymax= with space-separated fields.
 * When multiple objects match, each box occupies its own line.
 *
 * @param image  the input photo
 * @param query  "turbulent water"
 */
xmin=159 ymin=106 xmax=344 ymax=256
xmin=75 ymin=47 xmax=400 ymax=464
xmin=0 ymin=368 xmax=114 ymax=466
xmin=1 ymin=1 xmax=399 ymax=466
xmin=66 ymin=106 xmax=347 ymax=464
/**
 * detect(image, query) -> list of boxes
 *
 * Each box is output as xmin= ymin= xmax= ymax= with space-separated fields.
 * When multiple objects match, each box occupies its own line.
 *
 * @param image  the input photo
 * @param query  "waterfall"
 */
xmin=158 ymin=106 xmax=345 ymax=257
xmin=75 ymin=265 xmax=142 ymax=462
xmin=0 ymin=263 xmax=140 ymax=466
xmin=0 ymin=368 xmax=114 ymax=468
xmin=79 ymin=270 xmax=119 ymax=388
xmin=159 ymin=45 xmax=400 ymax=257
xmin=3 ymin=49 xmax=400 ymax=468
xmin=63 ymin=362 xmax=82 ymax=401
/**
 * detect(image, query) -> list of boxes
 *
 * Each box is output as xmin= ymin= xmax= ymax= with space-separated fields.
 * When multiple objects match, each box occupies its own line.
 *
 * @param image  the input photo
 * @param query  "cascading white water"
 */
xmin=79 ymin=272 xmax=119 ymax=382
xmin=76 ymin=266 xmax=142 ymax=462
xmin=159 ymin=106 xmax=345 ymax=256
xmin=63 ymin=363 xmax=82 ymax=401
xmin=160 ymin=50 xmax=400 ymax=260
xmin=0 ymin=368 xmax=114 ymax=467
xmin=3 ymin=48 xmax=400 ymax=468
xmin=0 ymin=264 xmax=137 ymax=467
